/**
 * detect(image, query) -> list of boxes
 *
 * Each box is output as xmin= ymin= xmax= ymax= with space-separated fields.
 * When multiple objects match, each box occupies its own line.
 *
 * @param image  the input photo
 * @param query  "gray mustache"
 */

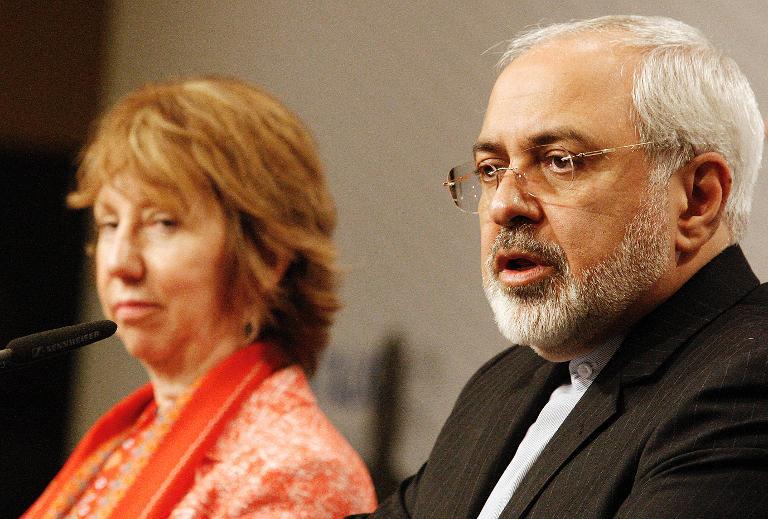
xmin=490 ymin=225 xmax=568 ymax=272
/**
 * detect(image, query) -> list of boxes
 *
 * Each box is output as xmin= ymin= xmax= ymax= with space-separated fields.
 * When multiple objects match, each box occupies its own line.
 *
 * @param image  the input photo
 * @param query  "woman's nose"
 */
xmin=104 ymin=230 xmax=144 ymax=281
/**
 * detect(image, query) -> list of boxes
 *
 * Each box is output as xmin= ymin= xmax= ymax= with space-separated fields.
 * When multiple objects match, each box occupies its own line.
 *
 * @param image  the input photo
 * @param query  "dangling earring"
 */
xmin=243 ymin=319 xmax=259 ymax=344
xmin=243 ymin=321 xmax=254 ymax=339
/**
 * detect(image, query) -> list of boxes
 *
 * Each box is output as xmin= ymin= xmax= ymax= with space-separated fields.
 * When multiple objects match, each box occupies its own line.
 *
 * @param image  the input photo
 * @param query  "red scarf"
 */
xmin=24 ymin=342 xmax=287 ymax=519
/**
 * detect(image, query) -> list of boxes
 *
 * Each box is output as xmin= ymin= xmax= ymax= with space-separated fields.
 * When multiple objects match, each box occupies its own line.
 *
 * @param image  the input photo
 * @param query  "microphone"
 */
xmin=0 ymin=320 xmax=117 ymax=368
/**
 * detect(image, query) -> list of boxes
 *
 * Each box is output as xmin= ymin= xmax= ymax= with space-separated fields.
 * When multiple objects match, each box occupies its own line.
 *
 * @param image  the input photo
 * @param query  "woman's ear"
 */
xmin=675 ymin=152 xmax=732 ymax=254
xmin=265 ymin=253 xmax=292 ymax=292
xmin=240 ymin=254 xmax=292 ymax=341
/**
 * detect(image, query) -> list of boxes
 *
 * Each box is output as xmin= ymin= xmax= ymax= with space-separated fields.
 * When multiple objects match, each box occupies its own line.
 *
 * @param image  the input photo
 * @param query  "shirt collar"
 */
xmin=567 ymin=335 xmax=622 ymax=385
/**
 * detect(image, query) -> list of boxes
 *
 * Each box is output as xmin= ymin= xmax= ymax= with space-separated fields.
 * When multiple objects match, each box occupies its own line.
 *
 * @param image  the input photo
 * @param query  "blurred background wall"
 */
xmin=3 ymin=0 xmax=766 ymax=513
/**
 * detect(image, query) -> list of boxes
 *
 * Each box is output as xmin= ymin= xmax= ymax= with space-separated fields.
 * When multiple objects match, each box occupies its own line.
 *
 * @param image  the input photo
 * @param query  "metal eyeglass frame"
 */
xmin=443 ymin=141 xmax=655 ymax=213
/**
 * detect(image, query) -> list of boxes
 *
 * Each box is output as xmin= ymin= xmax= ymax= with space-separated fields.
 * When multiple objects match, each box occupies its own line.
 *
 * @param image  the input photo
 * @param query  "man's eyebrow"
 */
xmin=472 ymin=140 xmax=504 ymax=156
xmin=473 ymin=128 xmax=601 ymax=157
xmin=523 ymin=127 xmax=600 ymax=150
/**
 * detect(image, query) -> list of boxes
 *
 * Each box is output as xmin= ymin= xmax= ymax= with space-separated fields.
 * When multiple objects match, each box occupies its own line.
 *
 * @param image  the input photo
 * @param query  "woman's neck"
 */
xmin=146 ymin=333 xmax=249 ymax=413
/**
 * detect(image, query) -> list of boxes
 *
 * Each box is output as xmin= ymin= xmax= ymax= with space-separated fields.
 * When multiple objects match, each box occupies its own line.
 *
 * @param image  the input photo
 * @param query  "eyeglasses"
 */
xmin=444 ymin=141 xmax=654 ymax=214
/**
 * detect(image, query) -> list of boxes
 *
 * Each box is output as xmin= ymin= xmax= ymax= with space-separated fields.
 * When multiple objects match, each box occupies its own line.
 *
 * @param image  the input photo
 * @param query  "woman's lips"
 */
xmin=494 ymin=252 xmax=554 ymax=287
xmin=112 ymin=301 xmax=160 ymax=322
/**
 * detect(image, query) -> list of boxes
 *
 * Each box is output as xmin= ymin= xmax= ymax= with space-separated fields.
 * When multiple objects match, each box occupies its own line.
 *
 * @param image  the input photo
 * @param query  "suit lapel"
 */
xmin=500 ymin=370 xmax=620 ymax=518
xmin=455 ymin=353 xmax=569 ymax=518
xmin=499 ymin=246 xmax=759 ymax=517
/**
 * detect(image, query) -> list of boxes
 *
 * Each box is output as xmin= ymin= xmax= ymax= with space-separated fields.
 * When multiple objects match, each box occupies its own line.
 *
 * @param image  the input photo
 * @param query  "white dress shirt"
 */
xmin=477 ymin=338 xmax=622 ymax=519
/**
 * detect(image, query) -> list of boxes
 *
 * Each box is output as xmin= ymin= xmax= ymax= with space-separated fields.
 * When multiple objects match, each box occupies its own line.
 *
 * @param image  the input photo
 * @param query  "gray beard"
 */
xmin=483 ymin=187 xmax=669 ymax=359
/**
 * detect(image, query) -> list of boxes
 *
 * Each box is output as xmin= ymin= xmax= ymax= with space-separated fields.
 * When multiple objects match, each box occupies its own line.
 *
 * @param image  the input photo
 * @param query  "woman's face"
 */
xmin=93 ymin=175 xmax=243 ymax=374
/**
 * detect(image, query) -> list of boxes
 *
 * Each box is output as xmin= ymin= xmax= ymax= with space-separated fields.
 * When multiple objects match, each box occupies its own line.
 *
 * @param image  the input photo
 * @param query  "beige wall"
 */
xmin=70 ymin=1 xmax=768 ymax=478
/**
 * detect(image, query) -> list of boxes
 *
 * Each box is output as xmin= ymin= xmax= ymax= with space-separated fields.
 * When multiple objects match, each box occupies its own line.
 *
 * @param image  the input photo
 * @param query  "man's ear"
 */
xmin=675 ymin=152 xmax=732 ymax=254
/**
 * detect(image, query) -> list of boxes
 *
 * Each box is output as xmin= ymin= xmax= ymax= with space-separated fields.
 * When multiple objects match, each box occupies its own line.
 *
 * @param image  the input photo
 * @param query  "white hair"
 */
xmin=498 ymin=15 xmax=764 ymax=243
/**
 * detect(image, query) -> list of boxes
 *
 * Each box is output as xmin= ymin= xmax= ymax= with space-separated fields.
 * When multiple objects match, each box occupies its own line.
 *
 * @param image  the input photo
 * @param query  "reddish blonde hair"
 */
xmin=70 ymin=76 xmax=339 ymax=374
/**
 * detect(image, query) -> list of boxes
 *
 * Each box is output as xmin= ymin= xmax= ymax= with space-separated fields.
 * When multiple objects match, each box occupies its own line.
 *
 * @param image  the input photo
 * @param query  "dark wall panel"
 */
xmin=0 ymin=148 xmax=86 ymax=517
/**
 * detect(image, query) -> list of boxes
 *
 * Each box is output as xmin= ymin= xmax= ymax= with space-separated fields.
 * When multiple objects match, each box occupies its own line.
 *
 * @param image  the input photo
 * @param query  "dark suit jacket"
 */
xmin=356 ymin=246 xmax=768 ymax=518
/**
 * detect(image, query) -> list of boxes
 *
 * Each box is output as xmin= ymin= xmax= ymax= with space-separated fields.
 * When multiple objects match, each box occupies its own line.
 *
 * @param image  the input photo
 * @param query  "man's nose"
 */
xmin=487 ymin=171 xmax=543 ymax=225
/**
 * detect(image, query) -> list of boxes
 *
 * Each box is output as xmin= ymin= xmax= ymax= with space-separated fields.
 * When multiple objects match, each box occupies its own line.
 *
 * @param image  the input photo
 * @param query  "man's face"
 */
xmin=476 ymin=35 xmax=676 ymax=360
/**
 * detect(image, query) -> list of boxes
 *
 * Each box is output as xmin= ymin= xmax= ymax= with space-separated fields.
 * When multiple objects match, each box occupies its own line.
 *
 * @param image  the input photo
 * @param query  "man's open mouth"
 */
xmin=504 ymin=257 xmax=539 ymax=271
xmin=493 ymin=251 xmax=557 ymax=288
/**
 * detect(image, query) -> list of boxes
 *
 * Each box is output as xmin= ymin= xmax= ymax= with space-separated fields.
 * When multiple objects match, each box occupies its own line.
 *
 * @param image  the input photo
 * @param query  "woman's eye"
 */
xmin=145 ymin=209 xmax=180 ymax=229
xmin=95 ymin=220 xmax=118 ymax=232
xmin=153 ymin=217 xmax=178 ymax=229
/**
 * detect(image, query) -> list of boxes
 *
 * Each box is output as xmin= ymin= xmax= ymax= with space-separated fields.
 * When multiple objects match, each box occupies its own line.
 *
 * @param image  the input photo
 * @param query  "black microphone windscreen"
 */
xmin=4 ymin=320 xmax=117 ymax=364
